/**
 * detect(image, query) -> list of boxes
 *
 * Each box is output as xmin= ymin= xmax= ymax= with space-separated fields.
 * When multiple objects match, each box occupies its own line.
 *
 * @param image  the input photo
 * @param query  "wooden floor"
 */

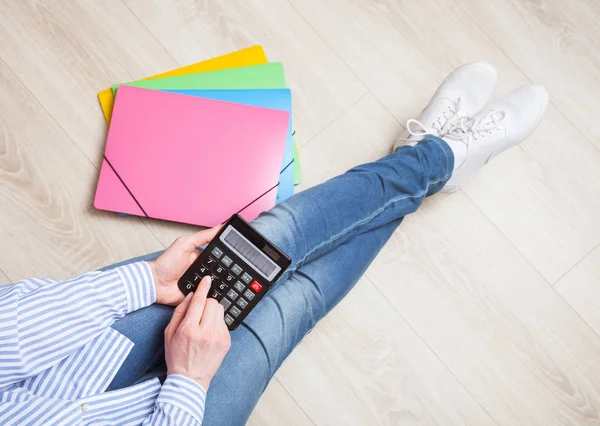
xmin=1 ymin=0 xmax=600 ymax=424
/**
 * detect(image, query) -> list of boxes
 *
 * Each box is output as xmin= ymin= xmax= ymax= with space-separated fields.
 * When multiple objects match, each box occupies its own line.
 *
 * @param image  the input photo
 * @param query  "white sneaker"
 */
xmin=441 ymin=84 xmax=549 ymax=193
xmin=394 ymin=62 xmax=497 ymax=150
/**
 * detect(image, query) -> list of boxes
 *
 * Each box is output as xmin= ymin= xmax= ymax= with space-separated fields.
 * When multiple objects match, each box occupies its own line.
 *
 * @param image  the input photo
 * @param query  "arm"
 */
xmin=0 ymin=226 xmax=222 ymax=389
xmin=144 ymin=276 xmax=231 ymax=426
xmin=142 ymin=375 xmax=207 ymax=425
xmin=0 ymin=262 xmax=156 ymax=388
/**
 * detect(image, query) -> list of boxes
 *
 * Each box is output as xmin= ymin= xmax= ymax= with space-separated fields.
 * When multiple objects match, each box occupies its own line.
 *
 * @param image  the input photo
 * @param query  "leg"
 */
xmin=202 ymin=138 xmax=454 ymax=424
xmin=250 ymin=137 xmax=453 ymax=282
xmin=202 ymin=218 xmax=402 ymax=425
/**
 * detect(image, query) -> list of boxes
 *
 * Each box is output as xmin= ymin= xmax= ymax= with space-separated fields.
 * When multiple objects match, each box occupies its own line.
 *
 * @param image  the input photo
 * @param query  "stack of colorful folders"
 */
xmin=94 ymin=46 xmax=301 ymax=227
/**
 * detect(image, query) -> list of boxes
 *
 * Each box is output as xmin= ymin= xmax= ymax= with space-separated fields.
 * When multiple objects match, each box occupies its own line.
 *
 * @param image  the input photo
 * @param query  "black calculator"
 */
xmin=178 ymin=214 xmax=291 ymax=330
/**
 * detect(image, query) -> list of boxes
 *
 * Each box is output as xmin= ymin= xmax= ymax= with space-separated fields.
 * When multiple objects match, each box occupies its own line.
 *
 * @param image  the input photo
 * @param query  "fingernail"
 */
xmin=185 ymin=292 xmax=193 ymax=300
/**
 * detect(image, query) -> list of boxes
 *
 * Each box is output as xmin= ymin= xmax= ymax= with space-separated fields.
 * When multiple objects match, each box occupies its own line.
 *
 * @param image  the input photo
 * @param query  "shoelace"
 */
xmin=404 ymin=98 xmax=465 ymax=140
xmin=399 ymin=96 xmax=505 ymax=145
xmin=443 ymin=110 xmax=505 ymax=143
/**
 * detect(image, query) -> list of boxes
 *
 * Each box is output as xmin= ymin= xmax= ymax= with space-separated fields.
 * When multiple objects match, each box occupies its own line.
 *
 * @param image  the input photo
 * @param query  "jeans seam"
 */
xmin=428 ymin=137 xmax=453 ymax=181
xmin=296 ymin=175 xmax=448 ymax=267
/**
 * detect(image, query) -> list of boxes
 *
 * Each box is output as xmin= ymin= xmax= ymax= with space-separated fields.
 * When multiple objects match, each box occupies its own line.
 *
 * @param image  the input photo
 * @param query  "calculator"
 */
xmin=178 ymin=214 xmax=291 ymax=330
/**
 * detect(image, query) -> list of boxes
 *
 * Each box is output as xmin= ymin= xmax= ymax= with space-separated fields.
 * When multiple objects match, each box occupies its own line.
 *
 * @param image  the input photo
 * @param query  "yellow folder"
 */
xmin=97 ymin=45 xmax=268 ymax=124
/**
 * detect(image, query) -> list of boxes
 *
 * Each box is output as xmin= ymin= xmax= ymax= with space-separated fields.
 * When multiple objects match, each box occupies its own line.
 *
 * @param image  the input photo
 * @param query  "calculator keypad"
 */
xmin=183 ymin=242 xmax=269 ymax=330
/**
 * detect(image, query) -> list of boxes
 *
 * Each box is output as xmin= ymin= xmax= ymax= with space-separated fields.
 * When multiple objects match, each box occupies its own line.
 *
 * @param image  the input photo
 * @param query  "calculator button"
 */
xmin=226 ymin=289 xmax=238 ymax=301
xmin=243 ymin=289 xmax=255 ymax=301
xmin=206 ymin=256 xmax=217 ymax=266
xmin=221 ymin=255 xmax=233 ymax=267
xmin=192 ymin=273 xmax=202 ymax=283
xmin=234 ymin=281 xmax=245 ymax=292
xmin=250 ymin=281 xmax=262 ymax=293
xmin=209 ymin=289 xmax=221 ymax=299
xmin=231 ymin=264 xmax=243 ymax=275
xmin=236 ymin=298 xmax=248 ymax=309
xmin=219 ymin=298 xmax=232 ymax=310
xmin=229 ymin=306 xmax=242 ymax=318
xmin=197 ymin=264 xmax=209 ymax=274
xmin=215 ymin=264 xmax=226 ymax=276
xmin=241 ymin=272 xmax=252 ymax=284
xmin=224 ymin=314 xmax=234 ymax=327
xmin=184 ymin=281 xmax=194 ymax=291
xmin=211 ymin=247 xmax=224 ymax=259
xmin=224 ymin=273 xmax=235 ymax=283
xmin=217 ymin=281 xmax=228 ymax=292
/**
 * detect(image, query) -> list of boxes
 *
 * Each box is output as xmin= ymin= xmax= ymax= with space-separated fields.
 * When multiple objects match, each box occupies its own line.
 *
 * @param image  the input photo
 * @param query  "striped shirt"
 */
xmin=0 ymin=262 xmax=206 ymax=425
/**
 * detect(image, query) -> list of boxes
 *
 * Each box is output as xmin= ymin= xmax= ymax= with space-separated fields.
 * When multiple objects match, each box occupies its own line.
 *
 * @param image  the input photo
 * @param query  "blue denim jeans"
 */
xmin=106 ymin=136 xmax=454 ymax=425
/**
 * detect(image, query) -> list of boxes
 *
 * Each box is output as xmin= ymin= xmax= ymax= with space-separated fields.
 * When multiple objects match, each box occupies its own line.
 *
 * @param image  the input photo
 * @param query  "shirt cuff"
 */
xmin=113 ymin=261 xmax=156 ymax=312
xmin=158 ymin=375 xmax=207 ymax=424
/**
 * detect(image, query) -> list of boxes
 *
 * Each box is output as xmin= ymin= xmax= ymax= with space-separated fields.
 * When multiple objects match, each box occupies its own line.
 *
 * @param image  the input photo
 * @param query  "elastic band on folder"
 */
xmin=280 ymin=159 xmax=294 ymax=174
xmin=103 ymin=156 xmax=149 ymax=218
xmin=235 ymin=182 xmax=280 ymax=218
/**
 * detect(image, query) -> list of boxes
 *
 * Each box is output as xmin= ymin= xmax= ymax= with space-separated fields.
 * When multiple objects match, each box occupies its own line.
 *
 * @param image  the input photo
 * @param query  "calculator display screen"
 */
xmin=220 ymin=226 xmax=281 ymax=281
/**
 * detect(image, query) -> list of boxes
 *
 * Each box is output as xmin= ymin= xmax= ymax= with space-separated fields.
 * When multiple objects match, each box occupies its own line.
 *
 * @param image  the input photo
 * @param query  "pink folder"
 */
xmin=94 ymin=86 xmax=290 ymax=226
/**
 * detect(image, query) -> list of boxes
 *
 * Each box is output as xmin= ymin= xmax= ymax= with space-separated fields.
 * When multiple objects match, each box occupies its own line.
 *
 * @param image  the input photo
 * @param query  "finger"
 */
xmin=200 ymin=297 xmax=226 ymax=329
xmin=187 ymin=225 xmax=222 ymax=250
xmin=183 ymin=275 xmax=212 ymax=324
xmin=167 ymin=292 xmax=193 ymax=334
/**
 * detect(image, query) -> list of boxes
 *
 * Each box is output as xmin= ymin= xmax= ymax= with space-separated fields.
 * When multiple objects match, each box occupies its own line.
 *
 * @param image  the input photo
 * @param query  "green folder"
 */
xmin=113 ymin=62 xmax=300 ymax=184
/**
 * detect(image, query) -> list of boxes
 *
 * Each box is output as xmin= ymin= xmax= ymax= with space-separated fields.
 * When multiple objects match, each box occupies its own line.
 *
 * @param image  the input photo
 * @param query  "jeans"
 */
xmin=106 ymin=136 xmax=454 ymax=425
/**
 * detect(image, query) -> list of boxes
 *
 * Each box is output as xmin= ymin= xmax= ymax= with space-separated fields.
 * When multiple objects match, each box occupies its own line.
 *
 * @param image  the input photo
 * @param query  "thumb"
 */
xmin=188 ymin=225 xmax=222 ymax=249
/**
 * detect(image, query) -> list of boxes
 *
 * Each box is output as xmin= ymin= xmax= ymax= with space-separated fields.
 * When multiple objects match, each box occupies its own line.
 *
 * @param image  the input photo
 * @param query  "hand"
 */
xmin=164 ymin=276 xmax=231 ymax=389
xmin=149 ymin=226 xmax=222 ymax=306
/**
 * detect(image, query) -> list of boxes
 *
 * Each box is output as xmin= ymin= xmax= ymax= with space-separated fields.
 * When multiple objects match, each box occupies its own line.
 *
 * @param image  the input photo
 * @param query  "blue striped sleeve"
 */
xmin=142 ymin=375 xmax=206 ymax=425
xmin=0 ymin=262 xmax=156 ymax=388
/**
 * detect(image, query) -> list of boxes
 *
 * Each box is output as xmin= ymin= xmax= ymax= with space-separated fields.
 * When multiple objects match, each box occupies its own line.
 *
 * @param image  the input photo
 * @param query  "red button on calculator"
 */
xmin=250 ymin=281 xmax=262 ymax=292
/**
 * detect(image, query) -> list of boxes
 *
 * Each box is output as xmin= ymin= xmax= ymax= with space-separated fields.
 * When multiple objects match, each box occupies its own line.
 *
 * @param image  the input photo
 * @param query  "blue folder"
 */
xmin=164 ymin=88 xmax=294 ymax=204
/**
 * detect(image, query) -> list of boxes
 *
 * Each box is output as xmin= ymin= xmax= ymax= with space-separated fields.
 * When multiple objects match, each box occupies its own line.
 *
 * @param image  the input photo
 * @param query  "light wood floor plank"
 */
xmin=276 ymin=279 xmax=496 ymax=425
xmin=555 ymin=245 xmax=600 ymax=336
xmin=462 ymin=104 xmax=600 ymax=283
xmin=367 ymin=192 xmax=600 ymax=425
xmin=456 ymin=0 xmax=600 ymax=149
xmin=289 ymin=0 xmax=600 ymax=283
xmin=123 ymin=0 xmax=368 ymax=143
xmin=0 ymin=58 xmax=163 ymax=280
xmin=296 ymin=93 xmax=401 ymax=189
xmin=0 ymin=0 xmax=178 ymax=166
xmin=248 ymin=378 xmax=314 ymax=426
